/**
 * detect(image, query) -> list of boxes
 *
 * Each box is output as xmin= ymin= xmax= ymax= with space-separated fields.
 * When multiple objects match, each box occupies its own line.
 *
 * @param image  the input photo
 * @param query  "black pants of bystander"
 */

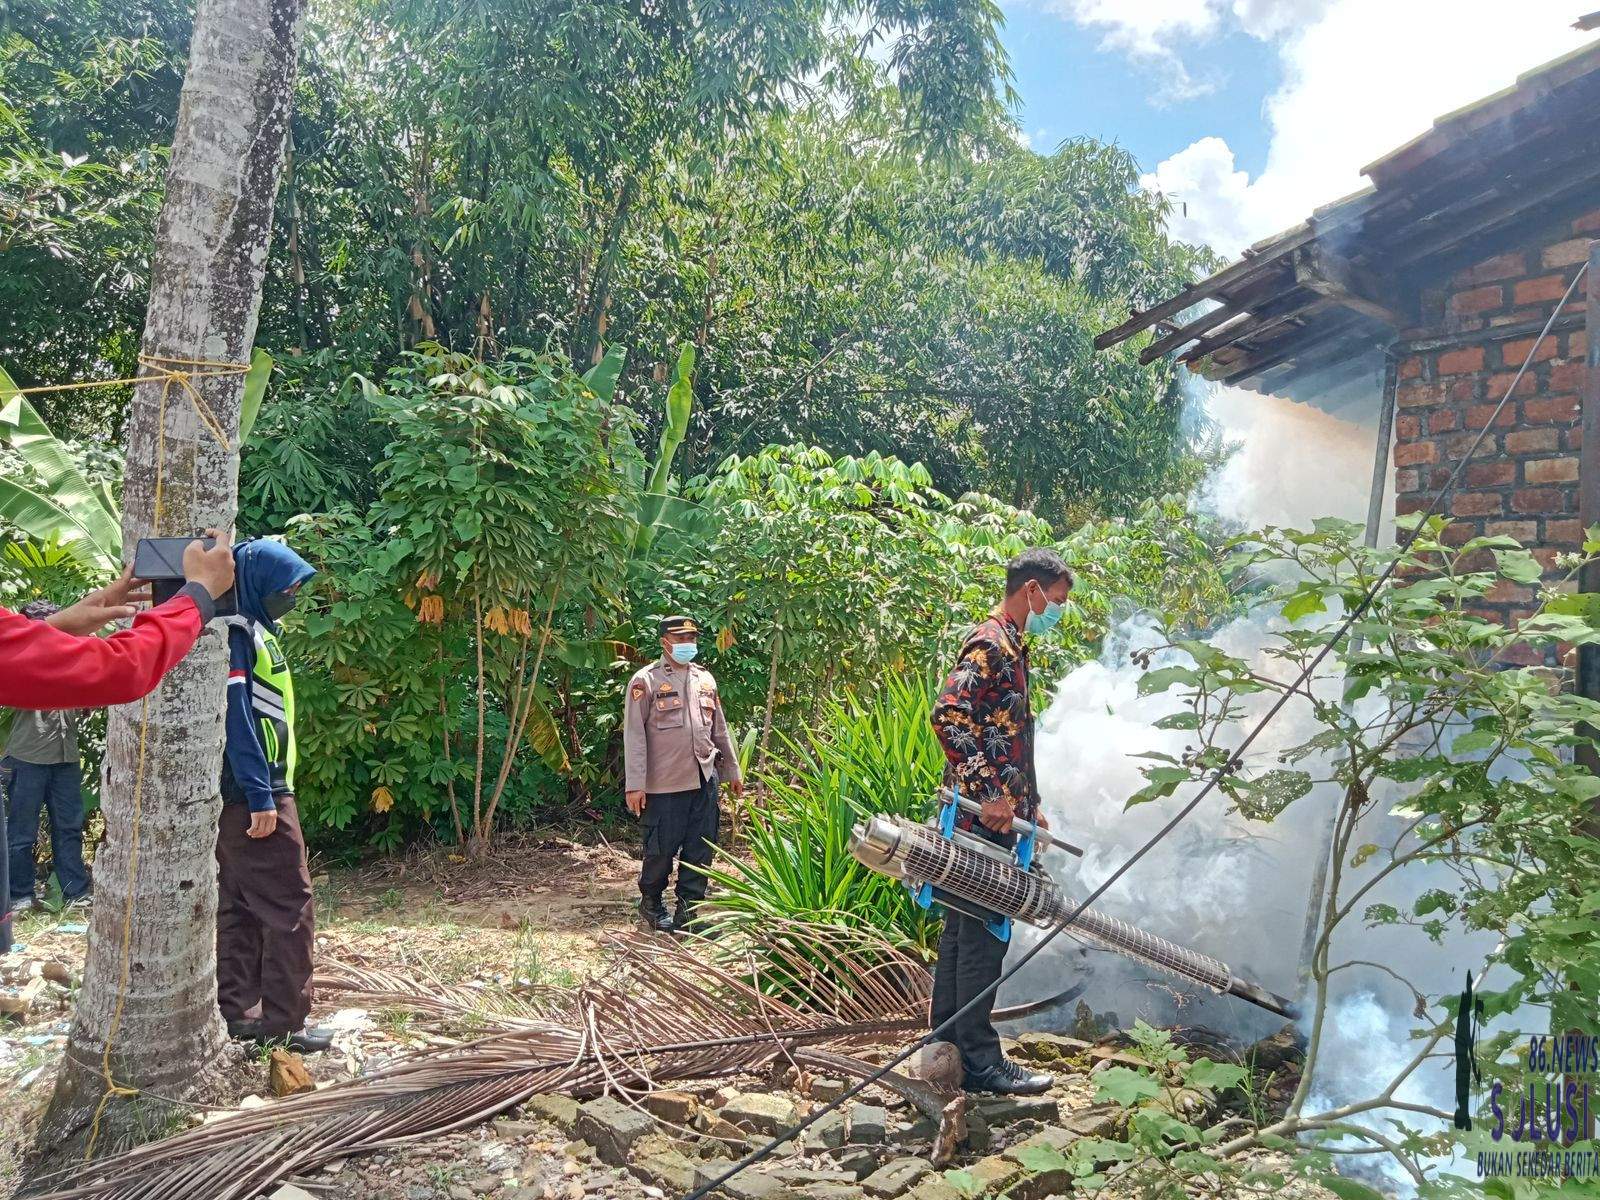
xmin=638 ymin=775 xmax=720 ymax=905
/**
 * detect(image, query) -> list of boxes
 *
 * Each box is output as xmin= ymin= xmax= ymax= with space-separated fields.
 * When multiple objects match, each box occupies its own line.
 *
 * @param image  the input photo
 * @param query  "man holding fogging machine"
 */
xmin=928 ymin=547 xmax=1074 ymax=1096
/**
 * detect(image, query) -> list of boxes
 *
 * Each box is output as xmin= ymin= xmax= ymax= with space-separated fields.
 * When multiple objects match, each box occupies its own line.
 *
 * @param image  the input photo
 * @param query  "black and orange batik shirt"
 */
xmin=930 ymin=612 xmax=1040 ymax=833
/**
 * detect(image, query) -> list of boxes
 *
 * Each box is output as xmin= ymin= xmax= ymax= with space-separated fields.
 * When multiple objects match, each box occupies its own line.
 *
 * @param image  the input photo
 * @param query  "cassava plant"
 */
xmin=352 ymin=345 xmax=644 ymax=856
xmin=1104 ymin=514 xmax=1600 ymax=1196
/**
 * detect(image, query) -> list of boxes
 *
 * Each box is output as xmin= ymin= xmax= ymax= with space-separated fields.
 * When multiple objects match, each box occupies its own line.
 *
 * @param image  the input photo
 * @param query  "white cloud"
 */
xmin=1139 ymin=1 xmax=1589 ymax=255
xmin=1049 ymin=0 xmax=1225 ymax=100
xmin=1139 ymin=137 xmax=1274 ymax=257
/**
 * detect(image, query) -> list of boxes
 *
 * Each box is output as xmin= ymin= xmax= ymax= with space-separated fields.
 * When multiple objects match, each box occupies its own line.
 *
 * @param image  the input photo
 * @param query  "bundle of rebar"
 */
xmin=850 ymin=813 xmax=1299 ymax=1018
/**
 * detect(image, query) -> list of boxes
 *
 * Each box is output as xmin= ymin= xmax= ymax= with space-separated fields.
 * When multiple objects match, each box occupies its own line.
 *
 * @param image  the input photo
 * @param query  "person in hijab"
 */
xmin=216 ymin=537 xmax=330 ymax=1054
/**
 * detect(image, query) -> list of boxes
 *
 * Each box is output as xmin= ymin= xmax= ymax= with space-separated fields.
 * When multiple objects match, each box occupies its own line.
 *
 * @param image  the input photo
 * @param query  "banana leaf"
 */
xmin=633 ymin=344 xmax=694 ymax=558
xmin=238 ymin=348 xmax=274 ymax=445
xmin=0 ymin=368 xmax=121 ymax=570
xmin=521 ymin=688 xmax=570 ymax=774
xmin=581 ymin=344 xmax=627 ymax=403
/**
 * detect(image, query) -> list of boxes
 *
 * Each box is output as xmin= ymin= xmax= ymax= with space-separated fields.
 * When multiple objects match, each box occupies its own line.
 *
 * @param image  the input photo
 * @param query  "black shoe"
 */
xmin=963 ymin=1057 xmax=1053 ymax=1096
xmin=228 ymin=1019 xmax=333 ymax=1054
xmin=640 ymin=896 xmax=674 ymax=934
xmin=673 ymin=901 xmax=718 ymax=937
xmin=277 ymin=1027 xmax=333 ymax=1055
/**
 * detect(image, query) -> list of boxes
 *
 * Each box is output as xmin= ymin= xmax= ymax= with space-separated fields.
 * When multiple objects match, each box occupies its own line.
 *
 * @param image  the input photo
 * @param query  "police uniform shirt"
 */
xmin=623 ymin=658 xmax=742 ymax=795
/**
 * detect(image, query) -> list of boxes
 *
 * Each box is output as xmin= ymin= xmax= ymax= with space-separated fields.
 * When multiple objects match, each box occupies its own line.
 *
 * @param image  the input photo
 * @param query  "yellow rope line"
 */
xmin=47 ymin=355 xmax=248 ymax=1157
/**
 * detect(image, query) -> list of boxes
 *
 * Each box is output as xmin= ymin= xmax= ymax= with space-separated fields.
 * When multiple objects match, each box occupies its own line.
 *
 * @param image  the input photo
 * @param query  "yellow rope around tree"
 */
xmin=13 ymin=355 xmax=248 ymax=1156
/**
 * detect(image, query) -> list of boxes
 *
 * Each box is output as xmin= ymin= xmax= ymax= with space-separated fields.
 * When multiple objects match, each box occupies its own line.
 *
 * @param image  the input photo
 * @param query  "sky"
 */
xmin=1001 ymin=0 xmax=1598 ymax=257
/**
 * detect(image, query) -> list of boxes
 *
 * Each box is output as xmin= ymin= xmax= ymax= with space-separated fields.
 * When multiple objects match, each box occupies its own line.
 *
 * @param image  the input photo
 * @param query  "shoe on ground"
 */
xmin=672 ymin=902 xmax=719 ymax=938
xmin=963 ymin=1056 xmax=1053 ymax=1096
xmin=639 ymin=897 xmax=674 ymax=934
xmin=64 ymin=889 xmax=92 ymax=910
xmin=226 ymin=1017 xmax=266 ymax=1042
xmin=275 ymin=1027 xmax=334 ymax=1055
xmin=228 ymin=1019 xmax=333 ymax=1054
xmin=8 ymin=895 xmax=35 ymax=915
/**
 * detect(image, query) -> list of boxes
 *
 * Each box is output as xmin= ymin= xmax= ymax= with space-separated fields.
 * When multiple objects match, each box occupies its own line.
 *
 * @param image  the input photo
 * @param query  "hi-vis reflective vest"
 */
xmin=225 ymin=616 xmax=297 ymax=794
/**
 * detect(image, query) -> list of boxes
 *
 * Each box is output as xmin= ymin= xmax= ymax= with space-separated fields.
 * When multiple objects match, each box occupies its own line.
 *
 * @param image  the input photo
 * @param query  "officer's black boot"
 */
xmin=639 ymin=895 xmax=674 ymax=934
xmin=673 ymin=899 xmax=717 ymax=938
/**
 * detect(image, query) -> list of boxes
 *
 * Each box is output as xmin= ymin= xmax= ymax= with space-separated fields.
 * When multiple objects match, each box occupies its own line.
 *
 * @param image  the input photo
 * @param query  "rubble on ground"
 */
xmin=250 ymin=1023 xmax=1317 ymax=1200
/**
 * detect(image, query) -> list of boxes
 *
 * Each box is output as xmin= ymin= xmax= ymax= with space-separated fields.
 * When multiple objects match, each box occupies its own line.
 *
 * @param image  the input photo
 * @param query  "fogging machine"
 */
xmin=849 ymin=788 xmax=1299 ymax=1019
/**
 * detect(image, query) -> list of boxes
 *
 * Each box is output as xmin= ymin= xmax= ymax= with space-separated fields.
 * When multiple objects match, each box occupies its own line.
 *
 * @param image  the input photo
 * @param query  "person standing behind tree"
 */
xmin=216 ymin=537 xmax=329 ymax=1054
xmin=5 ymin=601 xmax=93 ymax=915
xmin=929 ymin=547 xmax=1073 ymax=1096
xmin=0 ymin=534 xmax=235 ymax=954
xmin=623 ymin=615 xmax=743 ymax=935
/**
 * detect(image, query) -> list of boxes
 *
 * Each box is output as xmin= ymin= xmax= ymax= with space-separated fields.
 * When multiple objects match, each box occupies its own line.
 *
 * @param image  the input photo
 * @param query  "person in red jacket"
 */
xmin=0 ymin=534 xmax=235 ymax=710
xmin=0 ymin=531 xmax=235 ymax=951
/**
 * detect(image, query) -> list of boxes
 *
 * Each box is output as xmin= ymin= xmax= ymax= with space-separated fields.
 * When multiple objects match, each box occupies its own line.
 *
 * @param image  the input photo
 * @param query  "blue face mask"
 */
xmin=670 ymin=641 xmax=699 ymax=665
xmin=1025 ymin=595 xmax=1064 ymax=635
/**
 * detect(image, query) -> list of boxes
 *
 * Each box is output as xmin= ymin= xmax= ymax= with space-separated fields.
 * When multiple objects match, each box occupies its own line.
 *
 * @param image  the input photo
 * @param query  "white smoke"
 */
xmin=994 ymin=376 xmax=1496 ymax=1192
xmin=1199 ymin=385 xmax=1382 ymax=533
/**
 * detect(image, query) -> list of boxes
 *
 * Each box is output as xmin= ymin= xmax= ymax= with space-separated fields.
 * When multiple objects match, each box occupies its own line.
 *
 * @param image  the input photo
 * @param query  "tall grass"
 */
xmin=699 ymin=672 xmax=945 ymax=961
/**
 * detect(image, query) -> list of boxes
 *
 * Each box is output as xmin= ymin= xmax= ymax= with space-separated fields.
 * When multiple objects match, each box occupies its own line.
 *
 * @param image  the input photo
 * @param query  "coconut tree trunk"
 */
xmin=39 ymin=0 xmax=308 ymax=1159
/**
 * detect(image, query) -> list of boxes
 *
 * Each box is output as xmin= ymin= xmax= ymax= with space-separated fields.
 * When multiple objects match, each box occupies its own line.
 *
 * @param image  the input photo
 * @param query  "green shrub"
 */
xmin=700 ymin=672 xmax=945 ymax=961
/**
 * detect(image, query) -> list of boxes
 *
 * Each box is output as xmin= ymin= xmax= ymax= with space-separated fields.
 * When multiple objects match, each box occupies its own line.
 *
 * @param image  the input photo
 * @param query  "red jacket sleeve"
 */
xmin=0 ymin=592 xmax=210 ymax=710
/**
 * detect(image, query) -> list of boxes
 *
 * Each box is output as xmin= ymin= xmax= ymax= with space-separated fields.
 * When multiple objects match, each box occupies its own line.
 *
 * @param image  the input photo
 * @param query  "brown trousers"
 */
xmin=216 ymin=795 xmax=315 ymax=1035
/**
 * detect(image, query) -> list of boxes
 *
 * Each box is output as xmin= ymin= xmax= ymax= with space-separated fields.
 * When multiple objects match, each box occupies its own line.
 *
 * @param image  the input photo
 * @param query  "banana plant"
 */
xmin=633 ymin=342 xmax=695 ymax=558
xmin=0 ymin=365 xmax=123 ymax=572
xmin=0 ymin=351 xmax=274 ymax=574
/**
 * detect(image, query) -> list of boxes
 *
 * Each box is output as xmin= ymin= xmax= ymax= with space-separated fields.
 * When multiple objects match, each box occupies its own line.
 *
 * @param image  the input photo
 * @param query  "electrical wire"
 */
xmin=681 ymin=259 xmax=1590 ymax=1200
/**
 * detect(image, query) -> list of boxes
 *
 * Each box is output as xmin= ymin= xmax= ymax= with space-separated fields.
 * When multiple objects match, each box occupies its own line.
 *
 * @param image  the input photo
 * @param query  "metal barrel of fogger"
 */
xmin=850 ymin=813 xmax=1300 ymax=1019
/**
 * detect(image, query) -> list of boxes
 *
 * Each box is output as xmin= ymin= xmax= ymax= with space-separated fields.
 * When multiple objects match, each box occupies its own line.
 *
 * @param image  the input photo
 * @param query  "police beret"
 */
xmin=659 ymin=614 xmax=700 ymax=637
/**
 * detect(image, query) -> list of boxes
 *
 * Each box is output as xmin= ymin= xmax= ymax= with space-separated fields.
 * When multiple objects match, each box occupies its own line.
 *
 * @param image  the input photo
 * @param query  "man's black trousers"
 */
xmin=929 ymin=908 xmax=1008 ymax=1072
xmin=639 ymin=775 xmax=720 ymax=904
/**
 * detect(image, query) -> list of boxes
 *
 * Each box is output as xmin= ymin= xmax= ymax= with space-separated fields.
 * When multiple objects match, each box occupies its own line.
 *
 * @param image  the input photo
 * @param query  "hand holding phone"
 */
xmin=183 ymin=531 xmax=235 ymax=599
xmin=132 ymin=529 xmax=236 ymax=613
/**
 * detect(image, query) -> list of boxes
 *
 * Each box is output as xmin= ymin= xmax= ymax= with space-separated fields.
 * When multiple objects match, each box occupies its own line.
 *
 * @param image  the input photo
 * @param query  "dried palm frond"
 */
xmin=26 ymin=931 xmax=924 ymax=1200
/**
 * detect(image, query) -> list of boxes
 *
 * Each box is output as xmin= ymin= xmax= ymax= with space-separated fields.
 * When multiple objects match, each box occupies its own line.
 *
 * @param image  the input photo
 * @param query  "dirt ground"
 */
xmin=0 ymin=832 xmax=644 ymax=1198
xmin=1 ymin=834 xmax=1327 ymax=1200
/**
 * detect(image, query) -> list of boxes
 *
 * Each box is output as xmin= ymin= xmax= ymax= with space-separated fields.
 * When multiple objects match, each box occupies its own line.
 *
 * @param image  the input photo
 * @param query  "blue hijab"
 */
xmin=233 ymin=538 xmax=316 ymax=632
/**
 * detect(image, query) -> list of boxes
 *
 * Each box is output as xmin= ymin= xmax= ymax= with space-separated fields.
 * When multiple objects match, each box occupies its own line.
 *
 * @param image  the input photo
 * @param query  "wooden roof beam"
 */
xmin=1205 ymin=313 xmax=1367 ymax=385
xmin=1092 ymin=225 xmax=1314 ymax=351
xmin=1292 ymin=244 xmax=1407 ymax=328
xmin=1136 ymin=303 xmax=1237 ymax=364
xmin=1179 ymin=296 xmax=1331 ymax=365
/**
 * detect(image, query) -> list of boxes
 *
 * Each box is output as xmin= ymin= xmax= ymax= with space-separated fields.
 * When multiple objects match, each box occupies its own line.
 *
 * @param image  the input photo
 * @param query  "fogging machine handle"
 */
xmin=936 ymin=788 xmax=1083 ymax=858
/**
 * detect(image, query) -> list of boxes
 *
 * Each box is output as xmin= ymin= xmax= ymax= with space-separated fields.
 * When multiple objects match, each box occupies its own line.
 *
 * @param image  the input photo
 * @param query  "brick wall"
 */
xmin=1392 ymin=207 xmax=1596 ymax=658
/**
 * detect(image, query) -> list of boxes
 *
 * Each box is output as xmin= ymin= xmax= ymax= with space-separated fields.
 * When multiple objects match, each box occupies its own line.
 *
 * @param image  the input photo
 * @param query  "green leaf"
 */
xmin=942 ymin=1171 xmax=980 ymax=1198
xmin=1281 ymin=586 xmax=1327 ymax=623
xmin=1450 ymin=729 xmax=1498 ymax=755
xmin=1137 ymin=666 xmax=1198 ymax=696
xmin=0 ymin=378 xmax=120 ymax=568
xmin=1152 ymin=711 xmax=1200 ymax=731
xmin=581 ymin=344 xmax=628 ymax=402
xmin=238 ymin=348 xmax=274 ymax=444
xmin=1492 ymin=548 xmax=1543 ymax=584
xmin=1013 ymin=1145 xmax=1070 ymax=1173
xmin=1183 ymin=1058 xmax=1248 ymax=1091
xmin=635 ymin=344 xmax=695 ymax=558
xmin=1318 ymin=1176 xmax=1390 ymax=1200
xmin=521 ymin=692 xmax=571 ymax=774
xmin=1094 ymin=1066 xmax=1161 ymax=1107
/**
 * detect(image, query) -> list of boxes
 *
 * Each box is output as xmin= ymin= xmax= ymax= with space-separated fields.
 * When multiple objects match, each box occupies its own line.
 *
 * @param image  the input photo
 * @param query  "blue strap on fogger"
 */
xmin=909 ymin=787 xmax=1035 ymax=943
